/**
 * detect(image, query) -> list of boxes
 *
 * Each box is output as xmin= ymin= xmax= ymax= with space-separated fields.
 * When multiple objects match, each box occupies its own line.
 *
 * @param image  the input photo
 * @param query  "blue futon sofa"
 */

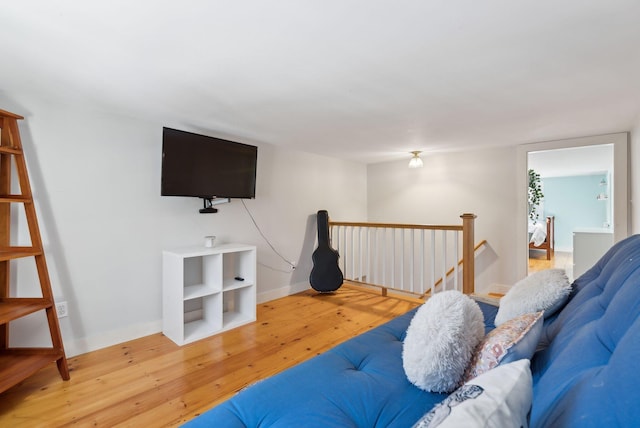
xmin=185 ymin=235 xmax=640 ymax=427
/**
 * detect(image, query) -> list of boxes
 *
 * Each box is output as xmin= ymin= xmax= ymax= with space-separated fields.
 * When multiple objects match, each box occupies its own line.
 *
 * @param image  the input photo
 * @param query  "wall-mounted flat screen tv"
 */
xmin=161 ymin=127 xmax=257 ymax=200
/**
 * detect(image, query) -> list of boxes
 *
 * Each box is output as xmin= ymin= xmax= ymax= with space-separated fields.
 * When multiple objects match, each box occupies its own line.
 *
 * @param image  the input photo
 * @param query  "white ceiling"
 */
xmin=2 ymin=1 xmax=640 ymax=164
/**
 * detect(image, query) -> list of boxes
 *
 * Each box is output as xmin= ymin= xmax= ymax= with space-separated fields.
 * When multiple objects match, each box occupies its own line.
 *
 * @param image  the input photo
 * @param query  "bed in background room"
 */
xmin=529 ymin=216 xmax=554 ymax=260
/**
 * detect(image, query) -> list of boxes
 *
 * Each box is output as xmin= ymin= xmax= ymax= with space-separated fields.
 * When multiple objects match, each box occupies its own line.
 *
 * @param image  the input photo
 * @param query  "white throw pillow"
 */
xmin=403 ymin=291 xmax=485 ymax=393
xmin=495 ymin=268 xmax=571 ymax=326
xmin=412 ymin=359 xmax=533 ymax=428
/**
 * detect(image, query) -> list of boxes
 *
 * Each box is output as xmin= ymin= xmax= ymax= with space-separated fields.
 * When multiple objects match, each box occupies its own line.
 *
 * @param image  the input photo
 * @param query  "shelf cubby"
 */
xmin=163 ymin=243 xmax=256 ymax=345
xmin=222 ymin=286 xmax=256 ymax=330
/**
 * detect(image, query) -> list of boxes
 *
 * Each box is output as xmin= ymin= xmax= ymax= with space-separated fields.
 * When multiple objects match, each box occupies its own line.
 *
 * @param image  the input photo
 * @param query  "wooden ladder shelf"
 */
xmin=0 ymin=109 xmax=69 ymax=394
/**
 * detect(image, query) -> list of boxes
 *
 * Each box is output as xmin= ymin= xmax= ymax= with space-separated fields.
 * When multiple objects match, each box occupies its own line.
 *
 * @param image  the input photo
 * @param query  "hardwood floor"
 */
xmin=529 ymin=250 xmax=574 ymax=280
xmin=0 ymin=285 xmax=420 ymax=427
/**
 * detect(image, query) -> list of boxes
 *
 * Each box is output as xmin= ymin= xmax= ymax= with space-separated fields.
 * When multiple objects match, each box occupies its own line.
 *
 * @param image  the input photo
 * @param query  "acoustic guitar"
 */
xmin=310 ymin=210 xmax=344 ymax=292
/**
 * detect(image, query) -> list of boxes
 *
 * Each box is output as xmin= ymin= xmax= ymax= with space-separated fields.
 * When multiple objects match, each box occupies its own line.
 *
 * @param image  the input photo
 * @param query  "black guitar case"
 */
xmin=310 ymin=210 xmax=344 ymax=292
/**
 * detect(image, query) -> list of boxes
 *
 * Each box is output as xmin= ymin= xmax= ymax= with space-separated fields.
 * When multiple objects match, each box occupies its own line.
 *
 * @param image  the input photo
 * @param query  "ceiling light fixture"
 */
xmin=408 ymin=151 xmax=423 ymax=168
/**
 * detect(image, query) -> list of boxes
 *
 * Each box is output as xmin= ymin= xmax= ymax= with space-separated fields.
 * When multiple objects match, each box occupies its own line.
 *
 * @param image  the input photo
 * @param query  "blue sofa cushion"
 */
xmin=530 ymin=235 xmax=640 ymax=427
xmin=184 ymin=302 xmax=498 ymax=427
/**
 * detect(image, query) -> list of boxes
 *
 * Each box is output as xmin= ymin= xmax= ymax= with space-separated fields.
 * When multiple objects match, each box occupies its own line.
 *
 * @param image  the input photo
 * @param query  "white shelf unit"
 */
xmin=162 ymin=243 xmax=257 ymax=345
xmin=573 ymin=229 xmax=613 ymax=279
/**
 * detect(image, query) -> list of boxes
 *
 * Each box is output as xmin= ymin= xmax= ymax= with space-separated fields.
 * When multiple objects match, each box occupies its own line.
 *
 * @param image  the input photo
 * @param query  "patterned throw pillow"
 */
xmin=464 ymin=311 xmax=543 ymax=382
xmin=413 ymin=359 xmax=533 ymax=428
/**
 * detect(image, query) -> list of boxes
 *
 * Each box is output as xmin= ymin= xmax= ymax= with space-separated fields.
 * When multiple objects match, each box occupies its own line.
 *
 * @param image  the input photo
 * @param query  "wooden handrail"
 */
xmin=329 ymin=221 xmax=463 ymax=231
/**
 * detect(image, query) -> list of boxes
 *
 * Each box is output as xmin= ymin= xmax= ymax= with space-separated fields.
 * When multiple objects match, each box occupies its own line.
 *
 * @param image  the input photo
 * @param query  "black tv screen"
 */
xmin=161 ymin=127 xmax=257 ymax=199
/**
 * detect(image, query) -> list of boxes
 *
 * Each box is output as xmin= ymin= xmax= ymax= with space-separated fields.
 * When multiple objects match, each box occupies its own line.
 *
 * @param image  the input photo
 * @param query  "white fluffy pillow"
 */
xmin=495 ymin=268 xmax=571 ymax=326
xmin=403 ymin=291 xmax=485 ymax=393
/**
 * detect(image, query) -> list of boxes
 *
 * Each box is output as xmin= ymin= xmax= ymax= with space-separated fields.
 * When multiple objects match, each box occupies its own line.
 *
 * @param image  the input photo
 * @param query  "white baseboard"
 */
xmin=64 ymin=320 xmax=162 ymax=357
xmin=63 ymin=283 xmax=311 ymax=357
xmin=257 ymin=281 xmax=310 ymax=304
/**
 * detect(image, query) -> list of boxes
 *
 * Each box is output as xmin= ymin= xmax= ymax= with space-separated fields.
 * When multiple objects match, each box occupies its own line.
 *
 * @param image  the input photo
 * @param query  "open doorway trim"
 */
xmin=516 ymin=133 xmax=629 ymax=280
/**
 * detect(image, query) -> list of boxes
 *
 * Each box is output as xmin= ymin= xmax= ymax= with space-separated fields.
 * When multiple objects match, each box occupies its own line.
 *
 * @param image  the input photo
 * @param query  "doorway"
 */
xmin=516 ymin=133 xmax=629 ymax=281
xmin=527 ymin=145 xmax=613 ymax=280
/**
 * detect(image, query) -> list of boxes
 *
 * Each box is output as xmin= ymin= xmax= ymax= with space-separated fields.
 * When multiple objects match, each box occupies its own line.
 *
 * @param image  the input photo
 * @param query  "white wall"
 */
xmin=368 ymin=133 xmax=639 ymax=292
xmin=3 ymin=94 xmax=367 ymax=356
xmin=4 ymin=90 xmax=638 ymax=358
xmin=367 ymin=146 xmax=519 ymax=293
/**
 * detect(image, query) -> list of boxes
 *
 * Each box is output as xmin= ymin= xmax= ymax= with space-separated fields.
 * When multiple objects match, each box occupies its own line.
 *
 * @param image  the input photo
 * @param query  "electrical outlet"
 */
xmin=56 ymin=301 xmax=68 ymax=318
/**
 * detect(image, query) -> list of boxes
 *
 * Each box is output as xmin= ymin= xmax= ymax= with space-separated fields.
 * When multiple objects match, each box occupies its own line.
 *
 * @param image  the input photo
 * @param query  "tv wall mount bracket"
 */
xmin=200 ymin=197 xmax=231 ymax=214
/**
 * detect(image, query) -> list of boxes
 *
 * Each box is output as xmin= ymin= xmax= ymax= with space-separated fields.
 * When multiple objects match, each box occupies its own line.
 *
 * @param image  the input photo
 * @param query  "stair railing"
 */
xmin=329 ymin=213 xmax=477 ymax=297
